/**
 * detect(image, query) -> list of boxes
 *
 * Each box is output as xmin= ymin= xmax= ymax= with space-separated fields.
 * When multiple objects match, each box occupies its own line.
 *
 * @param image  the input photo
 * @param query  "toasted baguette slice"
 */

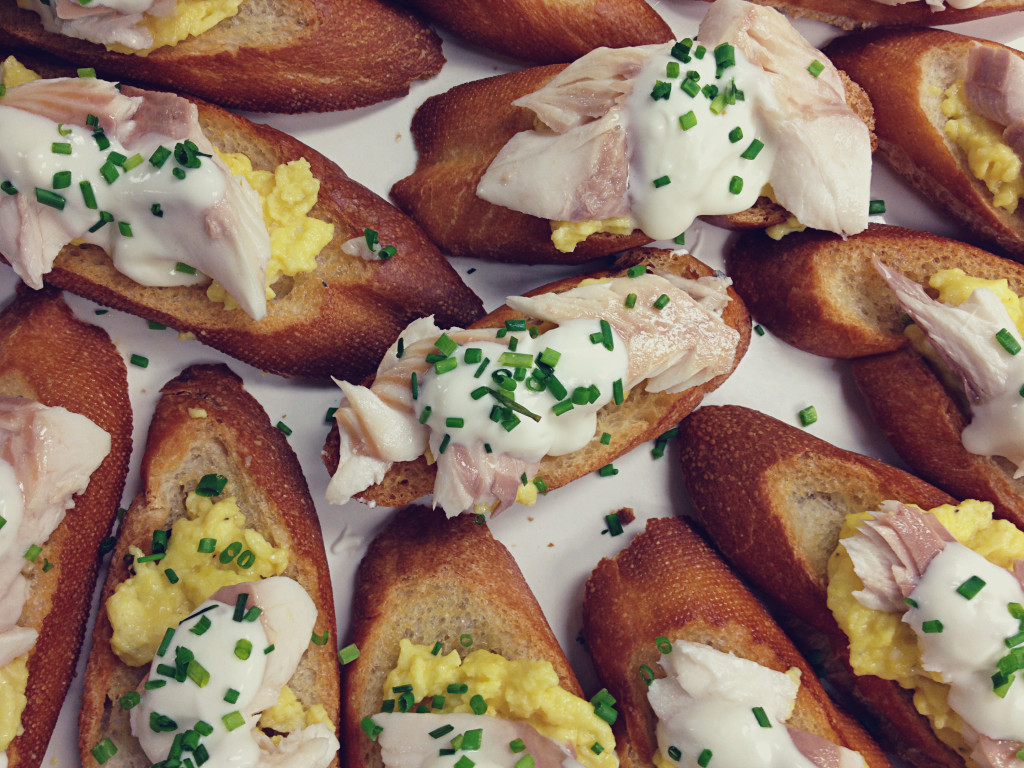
xmin=1 ymin=62 xmax=484 ymax=380
xmin=344 ymin=504 xmax=581 ymax=768
xmin=396 ymin=0 xmax=671 ymax=64
xmin=725 ymin=223 xmax=1024 ymax=359
xmin=699 ymin=0 xmax=1024 ymax=32
xmin=78 ymin=364 xmax=339 ymax=768
xmin=322 ymin=247 xmax=751 ymax=508
xmin=390 ymin=66 xmax=873 ymax=265
xmin=0 ymin=286 xmax=132 ymax=768
xmin=726 ymin=222 xmax=1024 ymax=527
xmin=583 ymin=516 xmax=893 ymax=768
xmin=677 ymin=404 xmax=965 ymax=768
xmin=0 ymin=0 xmax=443 ymax=113
xmin=825 ymin=28 xmax=1024 ymax=260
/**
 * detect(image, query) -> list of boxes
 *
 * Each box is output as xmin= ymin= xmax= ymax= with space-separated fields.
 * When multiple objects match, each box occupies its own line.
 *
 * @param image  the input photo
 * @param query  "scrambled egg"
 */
xmin=384 ymin=640 xmax=616 ymax=768
xmin=827 ymin=499 xmax=1024 ymax=762
xmin=108 ymin=0 xmax=241 ymax=55
xmin=208 ymin=153 xmax=334 ymax=310
xmin=106 ymin=490 xmax=288 ymax=667
xmin=0 ymin=56 xmax=40 ymax=87
xmin=943 ymin=81 xmax=1024 ymax=214
xmin=551 ymin=217 xmax=634 ymax=253
xmin=0 ymin=657 xmax=28 ymax=750
xmin=258 ymin=684 xmax=332 ymax=737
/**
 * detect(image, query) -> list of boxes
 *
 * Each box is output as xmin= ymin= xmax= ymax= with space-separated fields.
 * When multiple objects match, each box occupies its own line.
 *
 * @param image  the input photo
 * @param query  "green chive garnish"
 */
xmin=338 ymin=643 xmax=360 ymax=664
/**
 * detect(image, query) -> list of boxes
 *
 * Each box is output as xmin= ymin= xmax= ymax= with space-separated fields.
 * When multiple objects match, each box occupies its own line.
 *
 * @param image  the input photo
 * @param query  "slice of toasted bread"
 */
xmin=0 ymin=286 xmax=132 ymax=768
xmin=344 ymin=504 xmax=581 ymax=768
xmin=0 ymin=0 xmax=444 ymax=113
xmin=397 ymin=0 xmax=672 ymax=64
xmin=390 ymin=64 xmax=873 ymax=265
xmin=677 ymin=405 xmax=969 ymax=767
xmin=78 ymin=363 xmax=338 ymax=768
xmin=583 ymin=516 xmax=893 ymax=768
xmin=826 ymin=27 xmax=1024 ymax=260
xmin=699 ymin=0 xmax=1024 ymax=32
xmin=0 ymin=62 xmax=484 ymax=380
xmin=725 ymin=222 xmax=1024 ymax=527
xmin=322 ymin=247 xmax=751 ymax=508
xmin=725 ymin=223 xmax=1024 ymax=359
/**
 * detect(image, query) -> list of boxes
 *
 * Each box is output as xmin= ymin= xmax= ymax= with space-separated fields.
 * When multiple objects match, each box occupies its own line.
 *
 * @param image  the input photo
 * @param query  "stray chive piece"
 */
xmin=24 ymin=544 xmax=42 ymax=562
xmin=591 ymin=743 xmax=604 ymax=755
xmin=798 ymin=405 xmax=817 ymax=427
xmin=120 ymin=691 xmax=141 ymax=710
xmin=175 ymin=261 xmax=197 ymax=275
xmin=956 ymin=575 xmax=986 ymax=600
xmin=605 ymin=512 xmax=623 ymax=536
xmin=147 ymin=320 xmax=166 ymax=330
xmin=196 ymin=473 xmax=227 ymax=497
xmin=35 ymin=188 xmax=65 ymax=210
xmin=904 ymin=597 xmax=918 ymax=608
xmin=276 ymin=420 xmax=292 ymax=436
xmin=996 ymin=328 xmax=1022 ymax=355
xmin=460 ymin=633 xmax=474 ymax=647
xmin=1 ymin=180 xmax=17 ymax=196
xmin=678 ymin=111 xmax=697 ymax=131
xmin=190 ymin=615 xmax=212 ymax=636
xmin=600 ymin=432 xmax=612 ymax=445
xmin=651 ymin=80 xmax=672 ymax=100
xmin=338 ymin=643 xmax=360 ymax=665
xmin=311 ymin=629 xmax=330 ymax=646
xmin=430 ymin=724 xmax=455 ymax=739
xmin=698 ymin=748 xmax=713 ymax=767
xmin=91 ymin=737 xmax=118 ymax=764
xmin=728 ymin=176 xmax=743 ymax=195
xmin=222 ymin=711 xmax=245 ymax=731
xmin=754 ymin=324 xmax=765 ymax=336
xmin=129 ymin=353 xmax=148 ymax=368
xmin=808 ymin=59 xmax=825 ymax=78
xmin=653 ymin=294 xmax=670 ymax=310
xmin=667 ymin=746 xmax=682 ymax=761
xmin=447 ymin=683 xmax=469 ymax=694
xmin=740 ymin=139 xmax=764 ymax=160
xmin=431 ymin=641 xmax=443 ymax=655
xmin=197 ymin=538 xmax=216 ymax=555
xmin=598 ymin=464 xmax=618 ymax=478
xmin=666 ymin=61 xmax=680 ymax=78
xmin=653 ymin=175 xmax=671 ymax=188
xmin=752 ymin=706 xmax=772 ymax=728
xmin=922 ymin=619 xmax=944 ymax=634
xmin=729 ymin=127 xmax=743 ymax=143
xmin=673 ymin=232 xmax=686 ymax=245
xmin=78 ymin=67 xmax=97 ymax=78
xmin=869 ymin=199 xmax=886 ymax=215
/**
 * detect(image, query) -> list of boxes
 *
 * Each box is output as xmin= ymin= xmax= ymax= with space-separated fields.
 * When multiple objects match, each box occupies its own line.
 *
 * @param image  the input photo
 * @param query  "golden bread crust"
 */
xmin=321 ymin=247 xmax=751 ymax=507
xmin=583 ymin=516 xmax=893 ymax=768
xmin=677 ymin=405 xmax=964 ymax=767
xmin=0 ymin=67 xmax=484 ymax=380
xmin=400 ymin=0 xmax=672 ymax=64
xmin=344 ymin=504 xmax=580 ymax=768
xmin=0 ymin=0 xmax=444 ymax=113
xmin=826 ymin=28 xmax=1024 ymax=259
xmin=0 ymin=286 xmax=132 ymax=768
xmin=78 ymin=364 xmax=339 ymax=768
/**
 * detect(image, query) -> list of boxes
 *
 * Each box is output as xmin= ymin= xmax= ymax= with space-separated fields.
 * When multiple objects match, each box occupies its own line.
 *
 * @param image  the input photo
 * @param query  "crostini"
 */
xmin=0 ymin=0 xmax=444 ymax=113
xmin=583 ymin=516 xmax=892 ymax=768
xmin=345 ymin=504 xmax=615 ymax=768
xmin=679 ymin=404 xmax=1024 ymax=768
xmin=390 ymin=0 xmax=874 ymax=265
xmin=321 ymin=247 xmax=750 ymax=516
xmin=826 ymin=27 xmax=1024 ymax=260
xmin=0 ymin=286 xmax=132 ymax=768
xmin=0 ymin=59 xmax=483 ymax=380
xmin=394 ymin=0 xmax=672 ymax=64
xmin=78 ymin=364 xmax=339 ymax=768
xmin=725 ymin=223 xmax=1024 ymax=529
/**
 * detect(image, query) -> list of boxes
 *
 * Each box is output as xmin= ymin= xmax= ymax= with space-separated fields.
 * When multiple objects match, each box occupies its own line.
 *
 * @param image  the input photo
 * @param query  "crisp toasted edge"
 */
xmin=725 ymin=222 xmax=1024 ymax=358
xmin=0 ymin=0 xmax=443 ymax=113
xmin=399 ymin=0 xmax=672 ymax=64
xmin=826 ymin=27 xmax=1024 ymax=259
xmin=78 ymin=364 xmax=339 ymax=768
xmin=343 ymin=504 xmax=580 ymax=768
xmin=0 ymin=286 xmax=132 ymax=768
xmin=0 ymin=55 xmax=484 ymax=380
xmin=677 ymin=404 xmax=965 ymax=767
xmin=583 ymin=516 xmax=893 ymax=768
xmin=390 ymin=65 xmax=873 ymax=264
xmin=321 ymin=247 xmax=751 ymax=507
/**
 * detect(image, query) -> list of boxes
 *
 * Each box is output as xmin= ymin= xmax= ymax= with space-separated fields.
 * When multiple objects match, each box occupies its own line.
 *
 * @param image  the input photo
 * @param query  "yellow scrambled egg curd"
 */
xmin=0 ymin=656 xmax=28 ymax=750
xmin=106 ymin=490 xmax=288 ymax=667
xmin=383 ymin=640 xmax=617 ymax=768
xmin=827 ymin=499 xmax=1024 ymax=762
xmin=0 ymin=56 xmax=40 ymax=87
xmin=207 ymin=153 xmax=334 ymax=310
xmin=943 ymin=81 xmax=1024 ymax=215
xmin=258 ymin=684 xmax=332 ymax=740
xmin=550 ymin=217 xmax=634 ymax=253
xmin=96 ymin=0 xmax=242 ymax=55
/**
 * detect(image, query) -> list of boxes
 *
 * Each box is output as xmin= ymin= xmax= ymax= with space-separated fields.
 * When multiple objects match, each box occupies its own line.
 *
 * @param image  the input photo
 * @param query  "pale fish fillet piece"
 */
xmin=965 ymin=45 xmax=1024 ymax=160
xmin=507 ymin=271 xmax=738 ymax=393
xmin=698 ymin=0 xmax=871 ymax=237
xmin=476 ymin=45 xmax=653 ymax=222
xmin=18 ymin=0 xmax=175 ymax=49
xmin=374 ymin=712 xmax=585 ymax=768
xmin=431 ymin=439 xmax=540 ymax=516
xmin=0 ymin=77 xmax=271 ymax=318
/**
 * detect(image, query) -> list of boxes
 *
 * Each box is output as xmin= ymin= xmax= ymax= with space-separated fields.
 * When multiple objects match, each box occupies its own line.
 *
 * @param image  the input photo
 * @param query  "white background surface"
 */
xmin=4 ymin=3 xmax=1024 ymax=765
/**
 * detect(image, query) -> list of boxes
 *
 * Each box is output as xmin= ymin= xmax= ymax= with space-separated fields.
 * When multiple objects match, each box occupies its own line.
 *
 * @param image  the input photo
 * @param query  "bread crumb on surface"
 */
xmin=616 ymin=507 xmax=635 ymax=525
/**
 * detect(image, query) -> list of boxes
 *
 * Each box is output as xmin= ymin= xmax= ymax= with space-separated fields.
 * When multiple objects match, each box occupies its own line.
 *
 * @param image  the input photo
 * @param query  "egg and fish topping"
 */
xmin=17 ymin=0 xmax=242 ymax=54
xmin=95 ymin=475 xmax=336 ymax=766
xmin=829 ymin=499 xmax=1024 ymax=765
xmin=364 ymin=639 xmax=617 ymax=768
xmin=0 ymin=59 xmax=332 ymax=321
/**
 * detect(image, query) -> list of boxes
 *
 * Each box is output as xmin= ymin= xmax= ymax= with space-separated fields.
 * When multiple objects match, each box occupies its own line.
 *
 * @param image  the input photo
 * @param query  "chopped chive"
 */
xmin=505 ymin=319 xmax=527 ymax=332
xmin=728 ymin=176 xmax=744 ymax=195
xmin=600 ymin=432 xmax=612 ymax=445
xmin=92 ymin=129 xmax=110 ymax=151
xmin=77 ymin=67 xmax=96 ymax=78
xmin=798 ymin=405 xmax=817 ymax=426
xmin=234 ymin=639 xmax=253 ymax=660
xmin=187 ymin=659 xmax=210 ymax=688
xmin=651 ymin=80 xmax=672 ymax=100
xmin=430 ymin=724 xmax=455 ymax=739
xmin=680 ymin=77 xmax=700 ymax=97
xmin=117 ymin=221 xmax=133 ymax=237
xmin=533 ymin=477 xmax=548 ymax=493
xmin=164 ymin=568 xmax=179 ymax=584
xmin=552 ymin=400 xmax=574 ymax=416
xmin=752 ymin=707 xmax=771 ymax=727
xmin=591 ymin=743 xmax=604 ymax=755
xmin=598 ymin=464 xmax=618 ymax=477
xmin=311 ymin=629 xmax=330 ymax=646
xmin=470 ymin=694 xmax=487 ymax=714
xmin=338 ymin=643 xmax=360 ymax=664
xmin=447 ymin=683 xmax=469 ymax=694
xmin=514 ymin=757 xmax=534 ymax=768
xmin=0 ymin=180 xmax=17 ymax=195
xmin=627 ymin=264 xmax=646 ymax=278
xmin=667 ymin=746 xmax=682 ymax=761
xmin=157 ymin=627 xmax=175 ymax=657
xmin=510 ymin=738 xmax=527 ymax=753
xmin=439 ymin=434 xmax=452 ymax=453
xmin=729 ymin=127 xmax=743 ymax=143
xmin=653 ymin=294 xmax=670 ymax=310
xmin=698 ymin=749 xmax=713 ymax=767
xmin=419 ymin=406 xmax=433 ymax=424
xmin=120 ymin=691 xmax=141 ymax=710
xmin=605 ymin=513 xmax=623 ymax=536
xmin=956 ymin=575 xmax=986 ymax=600
xmin=52 ymin=170 xmax=72 ymax=190
xmin=24 ymin=544 xmax=41 ymax=562
xmin=653 ymin=175 xmax=671 ymax=188
xmin=808 ymin=59 xmax=825 ymax=77
xmin=190 ymin=615 xmax=212 ymax=636
xmin=613 ymin=379 xmax=624 ymax=405
xmin=35 ymin=188 xmax=65 ymax=210
xmin=276 ymin=420 xmax=292 ymax=436
xmin=446 ymin=417 xmax=464 ymax=428
xmin=435 ymin=357 xmax=458 ymax=375
xmin=264 ymin=644 xmax=275 ymax=654
xmin=175 ymin=261 xmax=197 ymax=275
xmin=754 ymin=324 xmax=765 ymax=336
xmin=196 ymin=473 xmax=227 ymax=496
xmin=150 ymin=145 xmax=172 ymax=168
xmin=99 ymin=162 xmax=119 ymax=184
xmin=740 ymin=139 xmax=764 ymax=160
xmin=666 ymin=61 xmax=680 ymax=78
xmin=144 ymin=679 xmax=167 ymax=690
xmin=123 ymin=153 xmax=144 ymax=171
xmin=922 ymin=619 xmax=944 ymax=633
xmin=435 ymin=333 xmax=458 ymax=356
xmin=869 ymin=199 xmax=886 ymax=215
xmin=431 ymin=641 xmax=443 ymax=655
xmin=625 ymin=293 xmax=637 ymax=308
xmin=80 ymin=180 xmax=98 ymax=208
xmin=91 ymin=738 xmax=118 ymax=764
xmin=150 ymin=203 xmax=163 ymax=217
xmin=997 ymin=328 xmax=1021 ymax=355
xmin=222 ymin=710 xmax=245 ymax=730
